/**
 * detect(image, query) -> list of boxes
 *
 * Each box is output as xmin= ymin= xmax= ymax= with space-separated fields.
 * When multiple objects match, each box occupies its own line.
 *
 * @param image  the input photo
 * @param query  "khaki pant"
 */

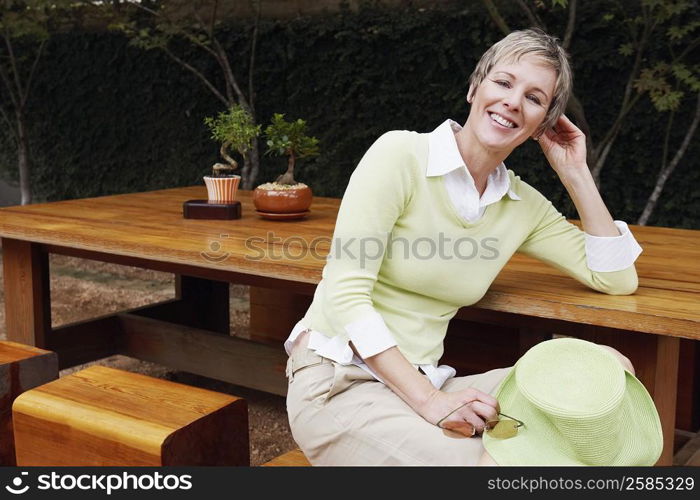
xmin=285 ymin=343 xmax=511 ymax=465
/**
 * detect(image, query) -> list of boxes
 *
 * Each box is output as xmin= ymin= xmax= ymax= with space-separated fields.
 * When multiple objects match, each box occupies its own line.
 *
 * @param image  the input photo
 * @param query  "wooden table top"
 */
xmin=1 ymin=186 xmax=698 ymax=339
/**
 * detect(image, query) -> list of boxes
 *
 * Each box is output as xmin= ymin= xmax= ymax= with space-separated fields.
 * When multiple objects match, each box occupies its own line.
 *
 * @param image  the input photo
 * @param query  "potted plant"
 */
xmin=253 ymin=113 xmax=320 ymax=217
xmin=203 ymin=105 xmax=260 ymax=203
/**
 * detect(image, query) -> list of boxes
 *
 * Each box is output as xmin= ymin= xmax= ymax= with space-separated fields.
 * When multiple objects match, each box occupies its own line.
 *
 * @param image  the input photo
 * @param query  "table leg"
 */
xmin=518 ymin=326 xmax=551 ymax=356
xmin=676 ymin=338 xmax=700 ymax=431
xmin=651 ymin=336 xmax=680 ymax=465
xmin=133 ymin=275 xmax=230 ymax=335
xmin=176 ymin=275 xmax=230 ymax=335
xmin=249 ymin=286 xmax=311 ymax=343
xmin=2 ymin=238 xmax=51 ymax=347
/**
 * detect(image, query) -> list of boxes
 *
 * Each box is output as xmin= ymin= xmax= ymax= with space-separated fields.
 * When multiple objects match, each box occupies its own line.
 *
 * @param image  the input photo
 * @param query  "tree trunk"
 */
xmin=638 ymin=93 xmax=700 ymax=226
xmin=274 ymin=151 xmax=296 ymax=185
xmin=16 ymin=110 xmax=31 ymax=205
xmin=242 ymin=140 xmax=260 ymax=190
xmin=219 ymin=141 xmax=238 ymax=169
xmin=481 ymin=0 xmax=510 ymax=35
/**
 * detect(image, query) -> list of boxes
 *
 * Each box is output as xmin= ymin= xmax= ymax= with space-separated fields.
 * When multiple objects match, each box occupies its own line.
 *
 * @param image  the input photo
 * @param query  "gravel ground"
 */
xmin=0 ymin=250 xmax=297 ymax=466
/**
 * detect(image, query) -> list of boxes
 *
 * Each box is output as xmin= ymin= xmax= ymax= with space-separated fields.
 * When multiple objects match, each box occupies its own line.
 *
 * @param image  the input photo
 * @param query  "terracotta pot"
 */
xmin=253 ymin=185 xmax=312 ymax=213
xmin=204 ymin=175 xmax=241 ymax=203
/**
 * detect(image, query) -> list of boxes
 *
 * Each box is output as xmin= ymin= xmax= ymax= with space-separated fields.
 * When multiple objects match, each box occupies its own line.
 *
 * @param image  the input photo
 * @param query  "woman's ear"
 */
xmin=533 ymin=122 xmax=547 ymax=141
xmin=466 ymin=85 xmax=475 ymax=104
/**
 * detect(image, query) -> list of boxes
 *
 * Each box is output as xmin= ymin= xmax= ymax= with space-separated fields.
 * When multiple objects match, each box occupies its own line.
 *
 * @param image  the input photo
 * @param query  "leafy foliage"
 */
xmin=264 ymin=113 xmax=319 ymax=159
xmin=111 ymin=0 xmax=218 ymax=53
xmin=635 ymin=63 xmax=697 ymax=111
xmin=264 ymin=113 xmax=319 ymax=185
xmin=0 ymin=0 xmax=53 ymax=40
xmin=627 ymin=1 xmax=700 ymax=113
xmin=204 ymin=105 xmax=260 ymax=170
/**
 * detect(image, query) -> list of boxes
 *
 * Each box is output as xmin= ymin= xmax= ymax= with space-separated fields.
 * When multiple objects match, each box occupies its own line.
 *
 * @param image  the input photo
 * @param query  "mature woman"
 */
xmin=284 ymin=28 xmax=651 ymax=465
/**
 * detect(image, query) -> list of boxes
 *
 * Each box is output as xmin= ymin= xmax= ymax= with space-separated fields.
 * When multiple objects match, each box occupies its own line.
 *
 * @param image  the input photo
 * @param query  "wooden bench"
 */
xmin=262 ymin=448 xmax=311 ymax=467
xmin=12 ymin=365 xmax=249 ymax=466
xmin=0 ymin=341 xmax=58 ymax=465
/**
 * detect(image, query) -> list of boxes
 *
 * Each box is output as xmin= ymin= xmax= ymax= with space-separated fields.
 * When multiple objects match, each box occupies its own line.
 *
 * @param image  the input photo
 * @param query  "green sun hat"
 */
xmin=483 ymin=337 xmax=663 ymax=466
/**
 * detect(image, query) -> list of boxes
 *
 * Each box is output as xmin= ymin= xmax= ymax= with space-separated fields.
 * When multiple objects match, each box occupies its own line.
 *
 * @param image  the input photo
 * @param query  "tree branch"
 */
xmin=591 ymin=91 xmax=643 ymax=179
xmin=563 ymin=0 xmax=577 ymax=50
xmin=619 ymin=23 xmax=650 ymax=117
xmin=171 ymin=22 xmax=219 ymax=58
xmin=123 ymin=2 xmax=164 ymax=26
xmin=161 ymin=45 xmax=229 ymax=107
xmin=189 ymin=2 xmax=245 ymax=108
xmin=0 ymin=55 xmax=20 ymax=110
xmin=192 ymin=2 xmax=212 ymax=38
xmin=595 ymin=90 xmax=643 ymax=157
xmin=673 ymin=36 xmax=700 ymax=63
xmin=638 ymin=92 xmax=700 ymax=225
xmin=248 ymin=0 xmax=261 ymax=115
xmin=212 ymin=37 xmax=250 ymax=110
xmin=209 ymin=39 xmax=235 ymax=105
xmin=590 ymin=10 xmax=653 ymax=177
xmin=0 ymin=100 xmax=19 ymax=146
xmin=661 ymin=107 xmax=674 ymax=172
xmin=481 ymin=0 xmax=510 ymax=36
xmin=565 ymin=92 xmax=593 ymax=162
xmin=592 ymin=4 xmax=698 ymax=182
xmin=128 ymin=0 xmax=219 ymax=58
xmin=662 ymin=93 xmax=700 ymax=181
xmin=515 ymin=0 xmax=545 ymax=31
xmin=210 ymin=0 xmax=219 ymax=37
xmin=4 ymin=29 xmax=25 ymax=103
xmin=159 ymin=2 xmax=243 ymax=105
xmin=20 ymin=39 xmax=46 ymax=107
xmin=124 ymin=1 xmax=161 ymax=21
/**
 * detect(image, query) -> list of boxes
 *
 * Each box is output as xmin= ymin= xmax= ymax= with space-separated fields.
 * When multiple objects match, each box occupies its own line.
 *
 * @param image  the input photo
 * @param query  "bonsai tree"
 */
xmin=264 ymin=113 xmax=320 ymax=186
xmin=204 ymin=105 xmax=261 ymax=177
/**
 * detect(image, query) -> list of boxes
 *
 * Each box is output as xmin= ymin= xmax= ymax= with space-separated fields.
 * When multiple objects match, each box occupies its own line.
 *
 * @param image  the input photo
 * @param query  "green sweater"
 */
xmin=299 ymin=130 xmax=639 ymax=365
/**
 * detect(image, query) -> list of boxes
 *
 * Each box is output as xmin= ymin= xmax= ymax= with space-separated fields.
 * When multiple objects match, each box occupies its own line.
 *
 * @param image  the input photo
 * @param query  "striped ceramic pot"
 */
xmin=204 ymin=175 xmax=241 ymax=203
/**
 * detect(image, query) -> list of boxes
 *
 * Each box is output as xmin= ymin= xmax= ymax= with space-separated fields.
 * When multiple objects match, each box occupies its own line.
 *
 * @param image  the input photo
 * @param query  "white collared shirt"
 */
xmin=285 ymin=119 xmax=643 ymax=389
xmin=429 ymin=119 xmax=642 ymax=272
xmin=428 ymin=119 xmax=522 ymax=223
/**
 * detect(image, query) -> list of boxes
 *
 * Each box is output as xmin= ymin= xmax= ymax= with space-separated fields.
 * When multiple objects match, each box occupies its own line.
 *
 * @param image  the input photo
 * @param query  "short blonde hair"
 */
xmin=467 ymin=28 xmax=572 ymax=136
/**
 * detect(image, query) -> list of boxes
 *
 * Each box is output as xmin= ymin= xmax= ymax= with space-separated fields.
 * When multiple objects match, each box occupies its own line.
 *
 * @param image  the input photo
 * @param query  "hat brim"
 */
xmin=483 ymin=368 xmax=663 ymax=466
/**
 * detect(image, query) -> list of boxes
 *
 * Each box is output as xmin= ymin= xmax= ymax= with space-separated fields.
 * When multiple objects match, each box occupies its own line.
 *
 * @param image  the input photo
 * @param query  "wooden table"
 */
xmin=1 ymin=186 xmax=698 ymax=465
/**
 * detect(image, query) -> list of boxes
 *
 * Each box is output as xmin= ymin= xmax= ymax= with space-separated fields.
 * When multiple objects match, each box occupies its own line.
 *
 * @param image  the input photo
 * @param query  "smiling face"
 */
xmin=464 ymin=54 xmax=556 ymax=155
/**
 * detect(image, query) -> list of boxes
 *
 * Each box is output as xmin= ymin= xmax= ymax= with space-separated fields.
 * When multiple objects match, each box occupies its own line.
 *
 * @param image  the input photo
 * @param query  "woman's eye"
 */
xmin=527 ymin=95 xmax=542 ymax=105
xmin=494 ymin=80 xmax=510 ymax=88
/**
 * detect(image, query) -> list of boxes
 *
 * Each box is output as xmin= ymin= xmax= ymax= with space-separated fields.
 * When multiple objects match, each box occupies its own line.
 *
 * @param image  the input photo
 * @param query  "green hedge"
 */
xmin=1 ymin=1 xmax=698 ymax=228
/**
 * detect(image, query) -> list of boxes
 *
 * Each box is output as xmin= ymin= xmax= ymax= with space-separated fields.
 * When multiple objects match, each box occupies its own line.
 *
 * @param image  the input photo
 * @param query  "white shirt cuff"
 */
xmin=344 ymin=310 xmax=398 ymax=359
xmin=284 ymin=321 xmax=311 ymax=356
xmin=584 ymin=220 xmax=643 ymax=272
xmin=421 ymin=364 xmax=457 ymax=389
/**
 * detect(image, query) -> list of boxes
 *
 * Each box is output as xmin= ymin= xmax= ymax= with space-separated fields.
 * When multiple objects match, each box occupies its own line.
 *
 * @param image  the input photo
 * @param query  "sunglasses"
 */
xmin=485 ymin=412 xmax=524 ymax=439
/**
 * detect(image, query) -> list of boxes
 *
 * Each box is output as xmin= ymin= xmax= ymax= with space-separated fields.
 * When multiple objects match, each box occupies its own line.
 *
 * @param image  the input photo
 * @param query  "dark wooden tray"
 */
xmin=183 ymin=200 xmax=242 ymax=220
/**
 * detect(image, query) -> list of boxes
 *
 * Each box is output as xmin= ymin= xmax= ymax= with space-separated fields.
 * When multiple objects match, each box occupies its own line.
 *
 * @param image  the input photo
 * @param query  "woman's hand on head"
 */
xmin=536 ymin=114 xmax=588 ymax=178
xmin=420 ymin=387 xmax=500 ymax=437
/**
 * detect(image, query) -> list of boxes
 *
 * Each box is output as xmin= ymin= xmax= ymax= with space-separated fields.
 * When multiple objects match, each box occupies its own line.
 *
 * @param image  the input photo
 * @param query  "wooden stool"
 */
xmin=0 ymin=341 xmax=58 ymax=465
xmin=13 ymin=365 xmax=249 ymax=466
xmin=262 ymin=448 xmax=311 ymax=466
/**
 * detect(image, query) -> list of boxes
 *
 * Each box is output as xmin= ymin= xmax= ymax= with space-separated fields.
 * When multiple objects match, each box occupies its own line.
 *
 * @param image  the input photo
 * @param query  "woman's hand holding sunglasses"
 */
xmin=421 ymin=387 xmax=500 ymax=437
